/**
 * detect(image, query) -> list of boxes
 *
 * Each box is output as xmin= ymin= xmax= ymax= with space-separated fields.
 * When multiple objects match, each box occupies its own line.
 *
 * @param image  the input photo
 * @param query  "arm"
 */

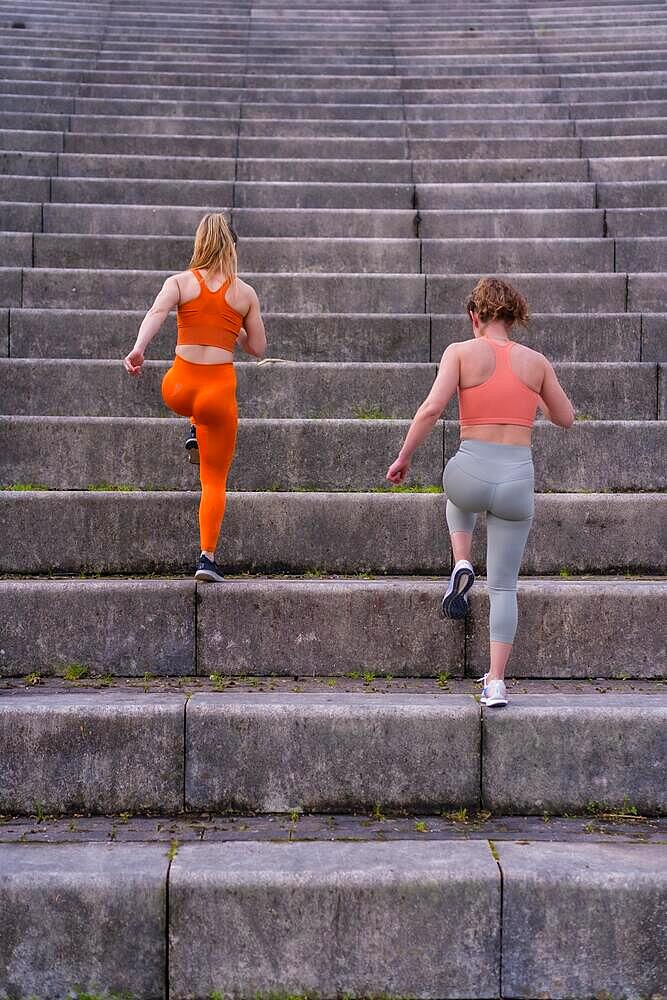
xmin=539 ymin=360 xmax=575 ymax=428
xmin=237 ymin=289 xmax=266 ymax=358
xmin=123 ymin=275 xmax=181 ymax=376
xmin=386 ymin=344 xmax=460 ymax=484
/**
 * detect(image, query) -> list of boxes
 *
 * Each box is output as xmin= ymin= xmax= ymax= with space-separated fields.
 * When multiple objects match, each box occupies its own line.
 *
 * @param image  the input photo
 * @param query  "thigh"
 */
xmin=191 ymin=372 xmax=237 ymax=428
xmin=486 ymin=512 xmax=533 ymax=590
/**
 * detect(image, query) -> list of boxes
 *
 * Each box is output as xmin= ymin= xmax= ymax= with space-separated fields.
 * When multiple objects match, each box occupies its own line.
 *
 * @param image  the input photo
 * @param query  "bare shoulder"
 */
xmin=235 ymin=276 xmax=259 ymax=300
xmin=169 ymin=269 xmax=197 ymax=291
xmin=513 ymin=340 xmax=543 ymax=358
xmin=228 ymin=276 xmax=260 ymax=314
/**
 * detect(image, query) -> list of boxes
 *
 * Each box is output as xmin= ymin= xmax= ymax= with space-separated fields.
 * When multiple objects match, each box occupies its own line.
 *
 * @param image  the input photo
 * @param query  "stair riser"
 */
xmin=0 ymin=493 xmax=663 ymax=575
xmin=1 ymin=694 xmax=664 ymax=815
xmin=4 ymin=309 xmax=644 ymax=362
xmin=3 ymin=578 xmax=663 ymax=680
xmin=2 ymin=419 xmax=664 ymax=492
xmin=0 ymin=359 xmax=657 ymax=420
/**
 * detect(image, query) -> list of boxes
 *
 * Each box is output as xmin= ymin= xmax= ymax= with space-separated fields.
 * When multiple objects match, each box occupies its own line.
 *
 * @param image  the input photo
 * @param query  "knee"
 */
xmin=488 ymin=586 xmax=518 ymax=644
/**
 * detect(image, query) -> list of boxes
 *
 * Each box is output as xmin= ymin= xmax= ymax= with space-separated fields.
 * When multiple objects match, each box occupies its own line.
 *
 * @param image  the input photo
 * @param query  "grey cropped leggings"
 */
xmin=443 ymin=439 xmax=534 ymax=644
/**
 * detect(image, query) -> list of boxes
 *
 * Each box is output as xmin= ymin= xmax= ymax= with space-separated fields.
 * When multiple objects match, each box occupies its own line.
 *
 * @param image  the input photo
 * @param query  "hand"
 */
xmin=386 ymin=455 xmax=411 ymax=485
xmin=123 ymin=348 xmax=144 ymax=376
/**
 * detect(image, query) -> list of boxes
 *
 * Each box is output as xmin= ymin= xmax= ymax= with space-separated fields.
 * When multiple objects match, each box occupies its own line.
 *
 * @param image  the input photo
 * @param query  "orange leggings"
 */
xmin=161 ymin=355 xmax=238 ymax=552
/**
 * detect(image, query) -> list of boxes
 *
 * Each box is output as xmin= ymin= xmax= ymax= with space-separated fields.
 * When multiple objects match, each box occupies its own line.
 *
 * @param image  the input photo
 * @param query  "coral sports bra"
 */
xmin=176 ymin=268 xmax=244 ymax=351
xmin=458 ymin=339 xmax=539 ymax=429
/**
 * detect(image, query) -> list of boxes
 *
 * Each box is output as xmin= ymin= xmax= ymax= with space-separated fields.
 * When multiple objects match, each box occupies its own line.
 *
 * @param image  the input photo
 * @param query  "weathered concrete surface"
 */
xmin=420 ymin=208 xmax=604 ymax=239
xmin=0 ymin=358 xmax=438 ymax=418
xmin=427 ymin=272 xmax=627 ymax=313
xmin=417 ymin=181 xmax=595 ymax=210
xmin=422 ymin=237 xmax=614 ymax=274
xmin=7 ymin=309 xmax=431 ymax=361
xmin=482 ymin=695 xmax=667 ymax=815
xmin=22 ymin=267 xmax=427 ymax=313
xmin=0 ymin=579 xmax=195 ymax=677
xmin=31 ymin=233 xmax=421 ymax=274
xmin=2 ymin=416 xmax=664 ymax=491
xmin=498 ymin=841 xmax=667 ymax=1000
xmin=185 ymin=692 xmax=480 ymax=812
xmin=0 ymin=842 xmax=168 ymax=1000
xmin=234 ymin=180 xmax=413 ymax=209
xmin=0 ymin=309 xmax=6 ymax=356
xmin=49 ymin=175 xmax=235 ymax=206
xmin=467 ymin=579 xmax=667 ymax=679
xmin=0 ymin=491 xmax=663 ymax=575
xmin=198 ymin=578 xmax=465 ymax=677
xmin=629 ymin=273 xmax=667 ymax=312
xmin=0 ymin=357 xmax=658 ymax=420
xmin=433 ymin=312 xmax=644 ymax=363
xmin=0 ymin=694 xmax=185 ymax=814
xmin=528 ymin=420 xmax=665 ymax=491
xmin=169 ymin=840 xmax=500 ymax=999
xmin=0 ymin=267 xmax=21 ymax=307
xmin=597 ymin=181 xmax=667 ymax=208
xmin=643 ymin=313 xmax=667 ymax=362
xmin=0 ymin=416 xmax=443 ymax=492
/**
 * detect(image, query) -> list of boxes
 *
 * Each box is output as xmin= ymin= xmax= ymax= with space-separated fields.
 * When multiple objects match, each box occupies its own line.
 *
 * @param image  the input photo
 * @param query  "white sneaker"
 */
xmin=477 ymin=673 xmax=508 ymax=708
xmin=441 ymin=559 xmax=475 ymax=619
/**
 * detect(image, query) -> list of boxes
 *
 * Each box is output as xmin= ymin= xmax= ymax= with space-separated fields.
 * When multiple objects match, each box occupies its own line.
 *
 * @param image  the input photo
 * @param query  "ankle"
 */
xmin=201 ymin=550 xmax=215 ymax=561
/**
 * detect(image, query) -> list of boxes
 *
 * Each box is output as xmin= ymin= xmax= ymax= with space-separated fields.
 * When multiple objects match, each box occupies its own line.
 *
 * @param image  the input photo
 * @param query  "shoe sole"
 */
xmin=484 ymin=697 xmax=508 ymax=707
xmin=441 ymin=567 xmax=475 ymax=619
xmin=195 ymin=569 xmax=224 ymax=583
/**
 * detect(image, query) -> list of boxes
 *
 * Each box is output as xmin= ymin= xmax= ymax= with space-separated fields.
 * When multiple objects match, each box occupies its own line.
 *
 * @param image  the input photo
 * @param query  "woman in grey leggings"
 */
xmin=387 ymin=278 xmax=574 ymax=707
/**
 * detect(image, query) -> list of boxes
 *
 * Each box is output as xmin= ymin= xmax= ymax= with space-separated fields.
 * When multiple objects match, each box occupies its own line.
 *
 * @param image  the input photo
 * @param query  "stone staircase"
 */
xmin=0 ymin=0 xmax=666 ymax=997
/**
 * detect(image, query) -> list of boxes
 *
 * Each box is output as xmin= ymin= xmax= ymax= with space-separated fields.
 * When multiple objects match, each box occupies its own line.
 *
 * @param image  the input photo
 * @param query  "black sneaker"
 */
xmin=185 ymin=424 xmax=199 ymax=465
xmin=194 ymin=554 xmax=225 ymax=583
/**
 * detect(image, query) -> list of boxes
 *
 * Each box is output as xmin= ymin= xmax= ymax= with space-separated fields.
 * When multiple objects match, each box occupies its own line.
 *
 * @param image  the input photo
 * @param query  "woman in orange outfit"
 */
xmin=123 ymin=213 xmax=267 ymax=582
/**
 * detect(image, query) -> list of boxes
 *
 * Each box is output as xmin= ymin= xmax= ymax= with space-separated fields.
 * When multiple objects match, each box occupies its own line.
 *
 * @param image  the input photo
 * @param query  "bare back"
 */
xmin=458 ymin=337 xmax=544 ymax=393
xmin=174 ymin=268 xmax=258 ymax=364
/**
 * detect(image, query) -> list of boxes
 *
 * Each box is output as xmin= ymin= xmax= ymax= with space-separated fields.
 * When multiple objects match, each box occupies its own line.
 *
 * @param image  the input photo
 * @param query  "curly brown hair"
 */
xmin=466 ymin=277 xmax=530 ymax=328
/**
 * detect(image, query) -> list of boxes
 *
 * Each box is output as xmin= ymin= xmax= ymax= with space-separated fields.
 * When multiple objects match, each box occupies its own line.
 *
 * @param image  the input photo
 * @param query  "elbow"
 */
xmin=419 ymin=402 xmax=443 ymax=422
xmin=558 ymin=410 xmax=576 ymax=429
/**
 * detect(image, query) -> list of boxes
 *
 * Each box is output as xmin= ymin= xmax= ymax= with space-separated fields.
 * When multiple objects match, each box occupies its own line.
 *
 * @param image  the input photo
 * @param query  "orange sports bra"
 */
xmin=458 ymin=339 xmax=539 ymax=429
xmin=176 ymin=269 xmax=244 ymax=351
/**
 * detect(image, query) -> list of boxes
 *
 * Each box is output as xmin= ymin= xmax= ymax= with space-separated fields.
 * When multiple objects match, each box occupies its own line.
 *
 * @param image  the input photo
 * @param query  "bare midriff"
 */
xmin=175 ymin=344 xmax=235 ymax=365
xmin=461 ymin=423 xmax=533 ymax=447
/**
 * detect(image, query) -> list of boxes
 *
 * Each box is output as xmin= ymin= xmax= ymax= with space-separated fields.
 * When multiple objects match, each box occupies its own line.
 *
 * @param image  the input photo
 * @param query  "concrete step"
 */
xmin=19 ymin=233 xmax=421 ymax=274
xmin=1 ymin=358 xmax=659 ymax=421
xmin=419 ymin=208 xmax=604 ymax=237
xmin=1 ymin=687 xmax=665 ymax=816
xmin=416 ymin=181 xmax=595 ymax=208
xmin=421 ymin=238 xmax=615 ymax=273
xmin=575 ymin=115 xmax=667 ymax=135
xmin=425 ymin=272 xmax=663 ymax=313
xmin=1 ymin=576 xmax=663 ymax=680
xmin=13 ymin=267 xmax=429 ymax=312
xmin=605 ymin=207 xmax=667 ymax=236
xmin=2 ymin=417 xmax=663 ymax=492
xmin=8 ymin=267 xmax=662 ymax=314
xmin=37 ymin=203 xmax=419 ymax=237
xmin=1 ymin=837 xmax=664 ymax=1000
xmin=0 ymin=491 xmax=663 ymax=576
xmin=11 ymin=232 xmax=663 ymax=276
xmin=4 ymin=308 xmax=646 ymax=363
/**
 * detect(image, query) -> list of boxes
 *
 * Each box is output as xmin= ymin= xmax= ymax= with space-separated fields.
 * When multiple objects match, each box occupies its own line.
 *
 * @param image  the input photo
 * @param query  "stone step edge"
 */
xmin=3 ymin=838 xmax=664 ymax=1000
